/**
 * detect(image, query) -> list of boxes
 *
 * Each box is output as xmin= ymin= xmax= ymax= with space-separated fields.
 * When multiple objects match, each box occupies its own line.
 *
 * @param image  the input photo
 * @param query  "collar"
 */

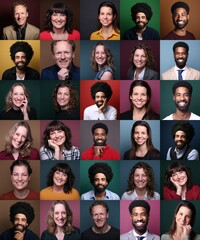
xmin=97 ymin=28 xmax=119 ymax=38
xmin=132 ymin=190 xmax=148 ymax=200
xmin=174 ymin=144 xmax=188 ymax=153
xmin=133 ymin=230 xmax=148 ymax=238
xmin=89 ymin=189 xmax=110 ymax=200
xmin=175 ymin=65 xmax=187 ymax=71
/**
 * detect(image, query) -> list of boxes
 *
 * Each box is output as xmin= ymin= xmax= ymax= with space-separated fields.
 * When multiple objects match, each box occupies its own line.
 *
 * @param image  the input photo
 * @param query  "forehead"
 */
xmin=134 ymin=49 xmax=146 ymax=55
xmin=174 ymin=47 xmax=187 ymax=53
xmin=100 ymin=6 xmax=113 ymax=13
xmin=13 ymin=86 xmax=24 ymax=93
xmin=15 ymin=126 xmax=28 ymax=135
xmin=136 ymin=12 xmax=146 ymax=18
xmin=14 ymin=5 xmax=27 ymax=13
xmin=175 ymin=130 xmax=186 ymax=136
xmin=94 ymin=128 xmax=106 ymax=134
xmin=54 ymin=41 xmax=72 ymax=52
xmin=95 ymin=91 xmax=105 ymax=97
xmin=132 ymin=86 xmax=147 ymax=94
xmin=15 ymin=52 xmax=26 ymax=57
xmin=92 ymin=205 xmax=107 ymax=214
xmin=134 ymin=125 xmax=147 ymax=132
xmin=174 ymin=7 xmax=188 ymax=15
xmin=58 ymin=86 xmax=69 ymax=93
xmin=15 ymin=213 xmax=27 ymax=220
xmin=95 ymin=45 xmax=105 ymax=52
xmin=13 ymin=165 xmax=28 ymax=173
xmin=94 ymin=172 xmax=106 ymax=179
xmin=177 ymin=206 xmax=192 ymax=215
xmin=132 ymin=206 xmax=147 ymax=214
xmin=54 ymin=203 xmax=66 ymax=212
xmin=134 ymin=168 xmax=146 ymax=175
xmin=175 ymin=87 xmax=190 ymax=94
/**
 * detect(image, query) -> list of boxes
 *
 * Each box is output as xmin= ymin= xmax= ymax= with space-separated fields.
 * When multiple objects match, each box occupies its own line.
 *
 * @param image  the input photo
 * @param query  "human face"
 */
xmin=49 ymin=129 xmax=66 ymax=147
xmin=133 ymin=168 xmax=148 ymax=190
xmin=53 ymin=170 xmax=67 ymax=188
xmin=12 ymin=126 xmax=28 ymax=150
xmin=131 ymin=207 xmax=149 ymax=234
xmin=11 ymin=86 xmax=26 ymax=109
xmin=133 ymin=49 xmax=147 ymax=70
xmin=130 ymin=86 xmax=148 ymax=110
xmin=173 ymin=87 xmax=191 ymax=112
xmin=171 ymin=170 xmax=188 ymax=187
xmin=57 ymin=87 xmax=70 ymax=110
xmin=174 ymin=47 xmax=188 ymax=68
xmin=95 ymin=45 xmax=107 ymax=67
xmin=14 ymin=52 xmax=28 ymax=70
xmin=91 ymin=205 xmax=108 ymax=229
xmin=93 ymin=128 xmax=107 ymax=146
xmin=173 ymin=8 xmax=189 ymax=29
xmin=14 ymin=5 xmax=28 ymax=27
xmin=53 ymin=203 xmax=67 ymax=228
xmin=51 ymin=12 xmax=67 ymax=30
xmin=133 ymin=126 xmax=148 ymax=146
xmin=135 ymin=12 xmax=148 ymax=30
xmin=175 ymin=206 xmax=192 ymax=228
xmin=14 ymin=213 xmax=28 ymax=233
xmin=99 ymin=6 xmax=115 ymax=28
xmin=53 ymin=41 xmax=74 ymax=69
xmin=95 ymin=91 xmax=106 ymax=108
xmin=174 ymin=130 xmax=187 ymax=150
xmin=11 ymin=165 xmax=30 ymax=191
xmin=93 ymin=173 xmax=108 ymax=193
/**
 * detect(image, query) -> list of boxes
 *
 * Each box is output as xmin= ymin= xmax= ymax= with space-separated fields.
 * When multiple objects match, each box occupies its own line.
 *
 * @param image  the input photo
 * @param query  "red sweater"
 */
xmin=163 ymin=185 xmax=200 ymax=200
xmin=0 ymin=149 xmax=39 ymax=160
xmin=0 ymin=189 xmax=39 ymax=200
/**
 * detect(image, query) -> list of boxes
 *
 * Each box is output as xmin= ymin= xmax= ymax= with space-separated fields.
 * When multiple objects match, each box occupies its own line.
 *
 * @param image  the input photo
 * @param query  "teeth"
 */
xmin=178 ymin=102 xmax=186 ymax=106
xmin=136 ymin=222 xmax=143 ymax=226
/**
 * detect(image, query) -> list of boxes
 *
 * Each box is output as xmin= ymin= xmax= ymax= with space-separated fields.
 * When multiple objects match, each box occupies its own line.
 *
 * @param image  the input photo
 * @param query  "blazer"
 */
xmin=120 ymin=230 xmax=160 ymax=240
xmin=127 ymin=67 xmax=159 ymax=80
xmin=162 ymin=66 xmax=200 ymax=80
xmin=3 ymin=23 xmax=40 ymax=40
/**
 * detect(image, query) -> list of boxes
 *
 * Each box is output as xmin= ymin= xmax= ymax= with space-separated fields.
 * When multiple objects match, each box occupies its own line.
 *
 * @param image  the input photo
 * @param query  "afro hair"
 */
xmin=172 ymin=121 xmax=195 ymax=143
xmin=131 ymin=2 xmax=153 ymax=22
xmin=90 ymin=82 xmax=113 ymax=102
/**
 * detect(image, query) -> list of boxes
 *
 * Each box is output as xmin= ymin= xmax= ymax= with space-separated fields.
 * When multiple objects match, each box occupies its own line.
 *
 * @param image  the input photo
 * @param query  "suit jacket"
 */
xmin=3 ymin=23 xmax=40 ymax=40
xmin=120 ymin=230 xmax=160 ymax=240
xmin=162 ymin=66 xmax=200 ymax=80
xmin=127 ymin=67 xmax=159 ymax=80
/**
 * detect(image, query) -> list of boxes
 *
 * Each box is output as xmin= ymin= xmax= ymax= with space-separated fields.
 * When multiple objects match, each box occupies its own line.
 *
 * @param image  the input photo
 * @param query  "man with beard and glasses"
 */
xmin=81 ymin=201 xmax=120 ymax=240
xmin=123 ymin=3 xmax=160 ymax=40
xmin=83 ymin=81 xmax=117 ymax=120
xmin=164 ymin=1 xmax=195 ymax=40
xmin=81 ymin=122 xmax=120 ymax=160
xmin=1 ymin=41 xmax=40 ymax=80
xmin=166 ymin=121 xmax=199 ymax=160
xmin=162 ymin=42 xmax=200 ymax=80
xmin=163 ymin=81 xmax=200 ymax=120
xmin=81 ymin=162 xmax=120 ymax=200
xmin=0 ymin=202 xmax=39 ymax=240
xmin=120 ymin=200 xmax=159 ymax=240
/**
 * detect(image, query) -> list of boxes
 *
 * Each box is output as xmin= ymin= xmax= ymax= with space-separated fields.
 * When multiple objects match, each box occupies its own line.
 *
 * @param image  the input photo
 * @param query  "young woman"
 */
xmin=121 ymin=162 xmax=160 ymax=200
xmin=41 ymin=200 xmax=80 ymax=240
xmin=40 ymin=120 xmax=80 ymax=160
xmin=91 ymin=42 xmax=115 ymax=80
xmin=123 ymin=121 xmax=160 ymax=160
xmin=161 ymin=201 xmax=200 ymax=240
xmin=0 ymin=83 xmax=37 ymax=120
xmin=164 ymin=162 xmax=200 ymax=200
xmin=120 ymin=80 xmax=160 ymax=120
xmin=127 ymin=44 xmax=159 ymax=80
xmin=90 ymin=1 xmax=120 ymax=40
xmin=0 ymin=121 xmax=39 ymax=160
xmin=52 ymin=82 xmax=79 ymax=120
xmin=40 ymin=163 xmax=80 ymax=200
xmin=40 ymin=2 xmax=80 ymax=40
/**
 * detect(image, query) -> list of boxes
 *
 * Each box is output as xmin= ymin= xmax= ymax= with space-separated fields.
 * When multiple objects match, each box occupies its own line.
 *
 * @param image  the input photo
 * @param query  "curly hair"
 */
xmin=90 ymin=81 xmax=113 ymax=102
xmin=10 ymin=41 xmax=34 ymax=65
xmin=5 ymin=121 xmax=33 ymax=158
xmin=172 ymin=80 xmax=192 ymax=95
xmin=131 ymin=2 xmax=153 ymax=22
xmin=172 ymin=121 xmax=195 ymax=143
xmin=10 ymin=201 xmax=35 ymax=226
xmin=127 ymin=162 xmax=155 ymax=199
xmin=10 ymin=160 xmax=32 ymax=175
xmin=130 ymin=44 xmax=156 ymax=70
xmin=97 ymin=1 xmax=120 ymax=34
xmin=171 ymin=1 xmax=190 ymax=14
xmin=42 ymin=2 xmax=73 ymax=34
xmin=91 ymin=122 xmax=108 ymax=135
xmin=47 ymin=200 xmax=75 ymax=234
xmin=91 ymin=42 xmax=115 ymax=72
xmin=5 ymin=83 xmax=30 ymax=112
xmin=89 ymin=200 xmax=109 ymax=215
xmin=47 ymin=163 xmax=75 ymax=193
xmin=88 ymin=162 xmax=113 ymax=185
xmin=42 ymin=120 xmax=72 ymax=151
xmin=165 ymin=162 xmax=192 ymax=190
xmin=52 ymin=82 xmax=79 ymax=112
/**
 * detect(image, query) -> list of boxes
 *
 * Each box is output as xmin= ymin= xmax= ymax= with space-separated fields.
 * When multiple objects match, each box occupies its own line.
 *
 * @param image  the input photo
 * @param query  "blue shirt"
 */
xmin=81 ymin=189 xmax=120 ymax=200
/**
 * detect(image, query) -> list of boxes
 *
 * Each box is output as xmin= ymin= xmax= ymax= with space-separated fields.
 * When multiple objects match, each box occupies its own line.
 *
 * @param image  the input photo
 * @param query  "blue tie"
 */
xmin=178 ymin=70 xmax=184 ymax=80
xmin=136 ymin=236 xmax=145 ymax=240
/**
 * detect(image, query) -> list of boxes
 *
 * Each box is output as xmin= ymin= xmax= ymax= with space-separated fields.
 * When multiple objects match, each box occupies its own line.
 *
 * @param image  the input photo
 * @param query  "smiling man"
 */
xmin=41 ymin=40 xmax=80 ymax=80
xmin=162 ymin=42 xmax=200 ymax=80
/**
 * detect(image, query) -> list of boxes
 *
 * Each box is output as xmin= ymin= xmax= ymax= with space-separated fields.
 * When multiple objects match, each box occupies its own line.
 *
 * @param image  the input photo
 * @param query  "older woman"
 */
xmin=41 ymin=200 xmax=80 ymax=240
xmin=52 ymin=82 xmax=79 ymax=120
xmin=40 ymin=120 xmax=80 ymax=160
xmin=0 ymin=83 xmax=37 ymax=120
xmin=40 ymin=2 xmax=80 ymax=40
xmin=40 ymin=163 xmax=80 ymax=200
xmin=0 ymin=121 xmax=39 ymax=160
xmin=127 ymin=44 xmax=159 ymax=80
xmin=121 ymin=162 xmax=160 ymax=200
xmin=90 ymin=1 xmax=120 ymax=40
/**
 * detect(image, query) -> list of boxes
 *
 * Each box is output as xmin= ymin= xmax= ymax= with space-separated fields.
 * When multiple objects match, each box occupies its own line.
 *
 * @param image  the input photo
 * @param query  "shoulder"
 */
xmin=120 ymin=110 xmax=132 ymax=120
xmin=161 ymin=234 xmax=171 ymax=240
xmin=27 ymin=23 xmax=40 ymax=31
xmin=190 ymin=112 xmax=200 ymax=120
xmin=120 ymin=230 xmax=133 ymax=240
xmin=40 ymin=31 xmax=52 ymax=40
xmin=106 ymin=189 xmax=120 ymax=200
xmin=187 ymin=66 xmax=200 ymax=74
xmin=153 ymin=191 xmax=160 ymax=200
xmin=123 ymin=149 xmax=131 ymax=160
xmin=90 ymin=30 xmax=99 ymax=40
xmin=68 ymin=29 xmax=80 ymax=40
xmin=121 ymin=191 xmax=134 ymax=200
xmin=42 ymin=64 xmax=57 ymax=72
xmin=81 ymin=190 xmax=93 ymax=200
xmin=3 ymin=25 xmax=14 ymax=31
xmin=148 ymin=232 xmax=160 ymax=240
xmin=163 ymin=114 xmax=173 ymax=120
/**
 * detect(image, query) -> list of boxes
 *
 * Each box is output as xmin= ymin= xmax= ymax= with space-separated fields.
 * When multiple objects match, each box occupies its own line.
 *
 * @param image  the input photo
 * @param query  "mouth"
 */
xmin=177 ymin=101 xmax=187 ymax=106
xmin=134 ymin=221 xmax=145 ymax=226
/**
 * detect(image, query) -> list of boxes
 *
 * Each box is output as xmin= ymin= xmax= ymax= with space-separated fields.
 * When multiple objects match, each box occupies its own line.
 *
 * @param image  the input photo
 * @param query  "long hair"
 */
xmin=127 ymin=162 xmax=155 ymax=198
xmin=5 ymin=121 xmax=33 ymax=157
xmin=47 ymin=200 xmax=75 ymax=234
xmin=5 ymin=83 xmax=30 ymax=112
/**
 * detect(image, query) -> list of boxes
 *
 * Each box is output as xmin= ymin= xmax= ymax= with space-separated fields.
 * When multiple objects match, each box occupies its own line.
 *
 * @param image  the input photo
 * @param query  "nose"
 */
xmin=61 ymin=52 xmax=65 ymax=59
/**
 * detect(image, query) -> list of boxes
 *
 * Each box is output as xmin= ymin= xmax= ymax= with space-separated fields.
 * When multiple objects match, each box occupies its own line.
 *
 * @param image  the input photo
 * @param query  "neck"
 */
xmin=174 ymin=27 xmax=187 ymax=36
xmin=13 ymin=188 xmax=30 ymax=199
xmin=94 ymin=190 xmax=106 ymax=200
xmin=173 ymin=110 xmax=191 ymax=120
xmin=56 ymin=226 xmax=64 ymax=233
xmin=102 ymin=25 xmax=113 ymax=33
xmin=52 ymin=27 xmax=65 ymax=34
xmin=92 ymin=224 xmax=110 ymax=234
xmin=60 ymin=106 xmax=69 ymax=110
xmin=53 ymin=184 xmax=64 ymax=192
xmin=16 ymin=67 xmax=26 ymax=74
xmin=132 ymin=107 xmax=146 ymax=120
xmin=135 ymin=188 xmax=147 ymax=199
xmin=137 ymin=26 xmax=146 ymax=34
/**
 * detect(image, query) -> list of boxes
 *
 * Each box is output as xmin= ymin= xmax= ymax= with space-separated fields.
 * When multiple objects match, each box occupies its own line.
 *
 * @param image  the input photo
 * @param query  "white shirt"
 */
xmin=163 ymin=112 xmax=200 ymax=120
xmin=121 ymin=190 xmax=160 ymax=200
xmin=175 ymin=65 xmax=187 ymax=80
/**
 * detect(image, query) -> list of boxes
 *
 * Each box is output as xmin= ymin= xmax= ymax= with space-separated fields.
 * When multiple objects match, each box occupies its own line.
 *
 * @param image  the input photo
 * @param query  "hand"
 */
xmin=57 ymin=68 xmax=69 ymax=80
xmin=183 ymin=224 xmax=192 ymax=238
xmin=14 ymin=230 xmax=25 ymax=240
xmin=98 ymin=98 xmax=107 ymax=113
xmin=48 ymin=140 xmax=59 ymax=150
xmin=20 ymin=96 xmax=28 ymax=114
xmin=170 ymin=177 xmax=182 ymax=196
xmin=94 ymin=146 xmax=105 ymax=156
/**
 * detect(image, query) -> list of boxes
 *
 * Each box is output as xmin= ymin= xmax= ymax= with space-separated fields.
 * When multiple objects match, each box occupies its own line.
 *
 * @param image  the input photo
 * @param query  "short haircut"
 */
xmin=10 ymin=160 xmax=32 ymax=176
xmin=172 ymin=81 xmax=192 ymax=95
xmin=88 ymin=162 xmax=113 ymax=185
xmin=51 ymin=40 xmax=76 ymax=54
xmin=171 ymin=1 xmax=190 ymax=14
xmin=173 ymin=42 xmax=189 ymax=54
xmin=172 ymin=121 xmax=195 ymax=143
xmin=129 ymin=200 xmax=150 ymax=215
xmin=131 ymin=2 xmax=153 ymax=22
xmin=89 ymin=201 xmax=109 ymax=215
xmin=91 ymin=122 xmax=108 ymax=135
xmin=90 ymin=82 xmax=113 ymax=102
xmin=12 ymin=1 xmax=28 ymax=15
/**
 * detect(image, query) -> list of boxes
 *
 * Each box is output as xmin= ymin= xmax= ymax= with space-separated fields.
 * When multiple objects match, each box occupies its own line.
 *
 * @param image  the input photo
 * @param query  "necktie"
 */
xmin=136 ymin=236 xmax=145 ymax=240
xmin=178 ymin=70 xmax=184 ymax=80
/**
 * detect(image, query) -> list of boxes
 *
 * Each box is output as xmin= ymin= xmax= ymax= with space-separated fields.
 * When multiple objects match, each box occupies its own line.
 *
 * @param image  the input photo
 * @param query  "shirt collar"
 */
xmin=89 ymin=189 xmax=110 ymax=200
xmin=175 ymin=65 xmax=187 ymax=71
xmin=96 ymin=28 xmax=119 ymax=38
xmin=133 ymin=230 xmax=148 ymax=238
